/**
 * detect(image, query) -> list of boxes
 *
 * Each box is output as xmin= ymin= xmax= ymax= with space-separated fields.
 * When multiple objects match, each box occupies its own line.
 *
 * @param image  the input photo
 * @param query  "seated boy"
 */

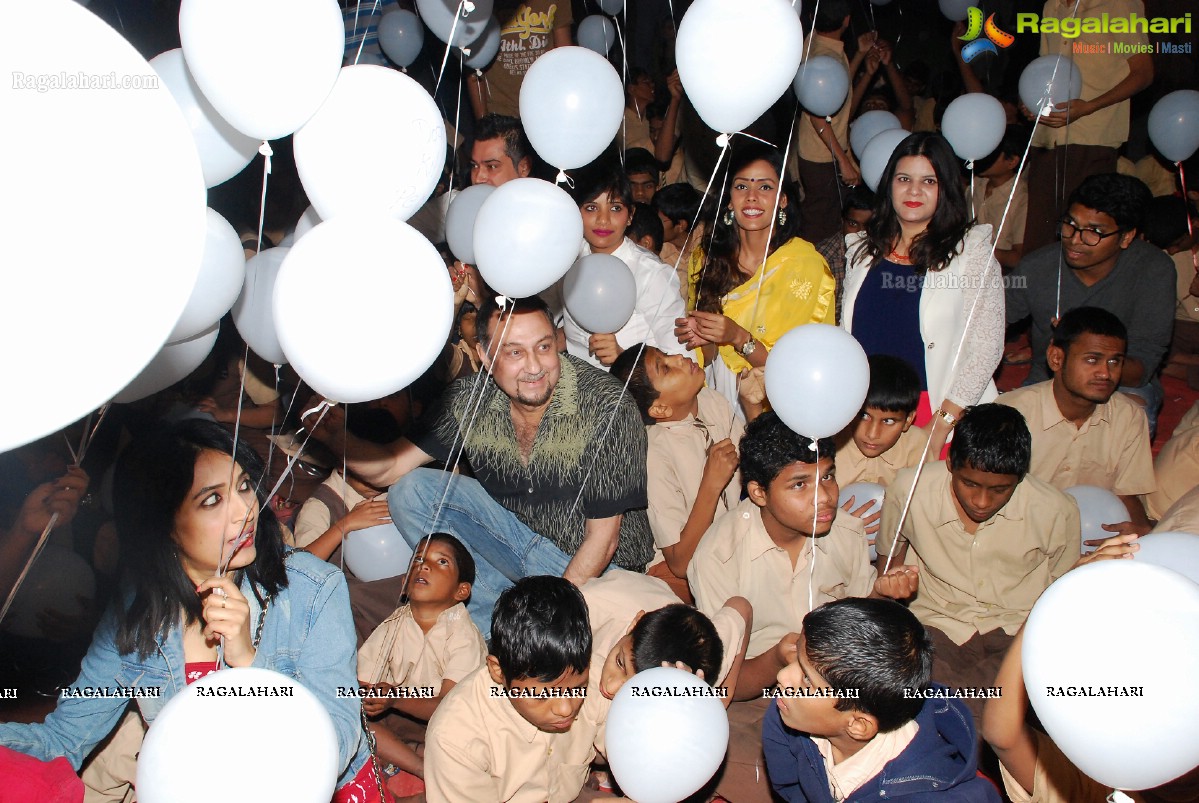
xmin=875 ymin=404 xmax=1079 ymax=723
xmin=358 ymin=533 xmax=486 ymax=783
xmin=997 ymin=307 xmax=1155 ymax=533
xmin=611 ymin=344 xmax=744 ymax=603
xmin=627 ymin=201 xmax=664 ymax=254
xmin=763 ymin=598 xmax=1001 ymax=802
xmin=1144 ymin=400 xmax=1199 ymax=521
xmin=423 ymin=576 xmax=607 ymax=803
xmin=651 ymin=182 xmax=704 ymax=292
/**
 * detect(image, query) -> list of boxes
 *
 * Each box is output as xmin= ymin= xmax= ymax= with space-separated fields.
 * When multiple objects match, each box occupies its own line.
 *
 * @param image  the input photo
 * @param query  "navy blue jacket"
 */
xmin=762 ymin=688 xmax=1002 ymax=802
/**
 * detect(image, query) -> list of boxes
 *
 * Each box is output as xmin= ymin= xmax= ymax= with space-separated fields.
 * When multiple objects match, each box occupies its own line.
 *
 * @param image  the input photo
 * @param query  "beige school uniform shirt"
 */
xmin=997 ymin=380 xmax=1155 ymax=496
xmin=1146 ymin=402 xmax=1199 ymax=520
xmin=797 ymin=34 xmax=852 ymax=163
xmin=971 ymin=174 xmax=1029 ymax=252
xmin=835 ymin=426 xmax=930 ymax=487
xmin=876 ymin=462 xmax=1079 ymax=645
xmin=423 ymin=666 xmax=608 ymax=803
xmin=1154 ymin=483 xmax=1199 ymax=535
xmin=357 ymin=603 xmax=486 ymax=689
xmin=688 ymin=499 xmax=875 ymax=660
xmin=581 ymin=569 xmax=746 ymax=688
xmin=1171 ymin=250 xmax=1199 ymax=324
xmin=646 ymin=387 xmax=744 ymax=569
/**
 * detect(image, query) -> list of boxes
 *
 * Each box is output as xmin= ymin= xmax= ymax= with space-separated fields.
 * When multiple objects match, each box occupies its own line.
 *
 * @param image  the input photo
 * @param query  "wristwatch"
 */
xmin=739 ymin=337 xmax=757 ymax=357
xmin=935 ymin=409 xmax=959 ymax=428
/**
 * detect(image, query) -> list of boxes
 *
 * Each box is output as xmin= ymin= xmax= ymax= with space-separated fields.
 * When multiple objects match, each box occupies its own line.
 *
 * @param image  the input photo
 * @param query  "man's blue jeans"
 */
xmin=388 ymin=468 xmax=572 ymax=637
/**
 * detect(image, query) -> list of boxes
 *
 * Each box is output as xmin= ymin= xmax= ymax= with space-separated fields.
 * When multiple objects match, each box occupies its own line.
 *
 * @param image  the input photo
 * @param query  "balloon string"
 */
xmin=351 ymin=0 xmax=382 ymax=66
xmin=684 ymin=140 xmax=732 ymax=313
xmin=75 ymin=403 xmax=111 ymax=465
xmin=808 ymin=461 xmax=818 ymax=616
xmin=1180 ymin=161 xmax=1197 ymax=271
xmin=0 ymin=513 xmax=60 ymax=629
xmin=435 ymin=0 xmax=466 ymax=95
xmin=449 ymin=49 xmax=465 ymax=199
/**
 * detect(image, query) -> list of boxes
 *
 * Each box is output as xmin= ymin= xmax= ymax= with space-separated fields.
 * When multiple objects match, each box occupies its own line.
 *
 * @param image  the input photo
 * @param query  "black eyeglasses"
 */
xmin=1057 ymin=219 xmax=1124 ymax=247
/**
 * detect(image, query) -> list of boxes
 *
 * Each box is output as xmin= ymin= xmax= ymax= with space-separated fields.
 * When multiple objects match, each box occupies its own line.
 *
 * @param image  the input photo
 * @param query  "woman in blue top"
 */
xmin=0 ymin=419 xmax=377 ymax=800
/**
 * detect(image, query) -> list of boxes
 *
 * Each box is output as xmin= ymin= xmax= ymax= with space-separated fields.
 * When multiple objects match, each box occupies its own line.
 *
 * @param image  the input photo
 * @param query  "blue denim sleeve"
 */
xmin=761 ymin=699 xmax=805 ymax=802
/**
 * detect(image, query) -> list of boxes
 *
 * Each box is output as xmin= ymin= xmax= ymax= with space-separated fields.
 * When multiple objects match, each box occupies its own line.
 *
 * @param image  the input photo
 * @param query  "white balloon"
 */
xmin=112 ymin=324 xmax=220 ymax=404
xmin=462 ymin=16 xmax=501 ymax=70
xmin=938 ymin=0 xmax=971 ymax=21
xmin=473 ymin=178 xmax=585 ymax=298
xmin=170 ymin=209 xmax=246 ymax=342
xmin=838 ymin=481 xmax=885 ymax=561
xmin=860 ymin=128 xmax=912 ymax=192
xmin=563 ymin=254 xmax=638 ymax=335
xmin=519 ymin=47 xmax=624 ymax=171
xmin=764 ymin=325 xmax=870 ymax=439
xmin=343 ymin=523 xmax=415 ymax=582
xmin=0 ymin=547 xmax=96 ymax=640
xmin=598 ymin=0 xmax=624 ymax=14
xmin=577 ymin=15 xmax=618 ymax=56
xmin=1065 ymin=485 xmax=1129 ymax=553
xmin=178 ymin=0 xmax=344 ymax=141
xmin=607 ymin=667 xmax=729 ymax=803
xmin=941 ymin=93 xmax=1008 ymax=162
xmin=1 ymin=0 xmax=206 ymax=454
xmin=793 ymin=55 xmax=850 ymax=118
xmin=850 ymin=110 xmax=902 ymax=159
xmin=1133 ymin=531 xmax=1199 ymax=585
xmin=150 ymin=49 xmax=259 ymax=188
xmin=415 ymin=0 xmax=494 ymax=48
xmin=1018 ymin=55 xmax=1083 ymax=118
xmin=445 ymin=184 xmax=496 ymax=264
xmin=137 ymin=668 xmax=340 ymax=803
xmin=274 ymin=215 xmax=454 ymax=403
xmin=676 ymin=0 xmax=804 ymax=134
xmin=292 ymin=205 xmax=323 ymax=243
xmin=1023 ymin=561 xmax=1199 ymax=791
xmin=295 ymin=65 xmax=446 ymax=222
xmin=377 ymin=8 xmax=425 ymax=68
xmin=233 ymin=247 xmax=290 ymax=365
xmin=1147 ymin=89 xmax=1199 ymax=164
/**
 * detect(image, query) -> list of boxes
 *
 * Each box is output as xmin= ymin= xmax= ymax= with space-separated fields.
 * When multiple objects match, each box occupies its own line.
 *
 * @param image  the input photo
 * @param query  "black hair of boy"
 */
xmin=475 ymin=295 xmax=555 ymax=360
xmin=812 ymin=0 xmax=851 ymax=32
xmin=653 ymin=182 xmax=703 ymax=227
xmin=803 ymin=597 xmax=933 ymax=732
xmin=424 ymin=532 xmax=477 ymax=587
xmin=974 ymin=124 xmax=1030 ymax=173
xmin=1050 ymin=306 xmax=1128 ymax=355
xmin=609 ymin=343 xmax=660 ymax=425
xmin=628 ymin=202 xmax=664 ymax=252
xmin=1067 ymin=173 xmax=1152 ymax=234
xmin=632 ymin=604 xmax=723 ymax=685
xmin=489 ymin=576 xmax=591 ymax=682
xmin=947 ymin=404 xmax=1031 ymax=479
xmin=863 ymin=355 xmax=921 ymax=415
xmin=740 ymin=411 xmax=837 ymax=488
xmin=474 ymin=113 xmax=533 ymax=170
xmin=841 ymin=186 xmax=875 ymax=217
xmin=1141 ymin=195 xmax=1194 ymax=250
xmin=624 ymin=148 xmax=660 ymax=184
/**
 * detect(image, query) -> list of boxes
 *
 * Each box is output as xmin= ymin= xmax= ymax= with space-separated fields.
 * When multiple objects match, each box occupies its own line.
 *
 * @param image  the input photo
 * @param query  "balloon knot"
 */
xmin=555 ymin=170 xmax=575 ymax=188
xmin=462 ymin=0 xmax=476 ymax=14
xmin=716 ymin=133 xmax=730 ymax=148
xmin=824 ymin=115 xmax=833 ymax=123
xmin=258 ymin=141 xmax=274 ymax=158
xmin=966 ymin=159 xmax=975 ymax=170
xmin=495 ymin=295 xmax=510 ymax=309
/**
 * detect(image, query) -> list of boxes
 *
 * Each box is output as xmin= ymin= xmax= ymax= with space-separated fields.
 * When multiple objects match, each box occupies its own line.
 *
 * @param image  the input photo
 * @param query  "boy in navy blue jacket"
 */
xmin=762 ymin=598 xmax=1001 ymax=802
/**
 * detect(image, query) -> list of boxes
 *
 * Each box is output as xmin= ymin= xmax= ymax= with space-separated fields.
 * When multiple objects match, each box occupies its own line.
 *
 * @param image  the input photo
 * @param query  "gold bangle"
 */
xmin=935 ymin=409 xmax=959 ymax=428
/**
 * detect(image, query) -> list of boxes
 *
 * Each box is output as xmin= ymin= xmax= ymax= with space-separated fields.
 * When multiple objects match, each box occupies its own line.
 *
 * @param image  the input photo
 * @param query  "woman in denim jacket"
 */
xmin=0 ymin=420 xmax=378 ymax=801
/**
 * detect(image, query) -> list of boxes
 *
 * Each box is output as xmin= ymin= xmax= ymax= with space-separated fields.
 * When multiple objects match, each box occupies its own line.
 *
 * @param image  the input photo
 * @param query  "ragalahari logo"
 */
xmin=959 ymin=7 xmax=1015 ymax=62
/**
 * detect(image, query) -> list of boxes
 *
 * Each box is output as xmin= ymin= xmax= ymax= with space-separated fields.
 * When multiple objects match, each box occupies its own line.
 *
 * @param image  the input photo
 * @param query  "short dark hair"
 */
xmin=1141 ymin=195 xmax=1194 ymax=250
xmin=627 ymin=202 xmax=664 ymax=252
xmin=803 ymin=598 xmax=933 ymax=732
xmin=489 ymin=576 xmax=591 ymax=682
xmin=632 ymin=604 xmax=723 ymax=685
xmin=864 ymin=355 xmax=921 ymax=415
xmin=813 ymin=0 xmax=851 ymax=32
xmin=1050 ymin=306 xmax=1127 ymax=354
xmin=842 ymin=186 xmax=875 ymax=216
xmin=420 ymin=532 xmax=476 ymax=587
xmin=624 ymin=148 xmax=660 ymax=184
xmin=475 ymin=295 xmax=556 ymax=361
xmin=570 ymin=166 xmax=633 ymax=208
xmin=948 ymin=404 xmax=1031 ymax=478
xmin=652 ymin=182 xmax=703 ymax=227
xmin=609 ymin=344 xmax=660 ymax=424
xmin=975 ymin=124 xmax=1031 ymax=173
xmin=473 ymin=113 xmax=532 ymax=170
xmin=740 ymin=411 xmax=836 ymax=488
xmin=1067 ymin=173 xmax=1152 ymax=233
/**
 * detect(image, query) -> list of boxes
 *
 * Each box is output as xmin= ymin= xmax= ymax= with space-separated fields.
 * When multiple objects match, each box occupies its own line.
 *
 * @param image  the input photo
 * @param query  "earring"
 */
xmin=723 ymin=209 xmax=735 ymax=226
xmin=778 ymin=208 xmax=788 ymax=227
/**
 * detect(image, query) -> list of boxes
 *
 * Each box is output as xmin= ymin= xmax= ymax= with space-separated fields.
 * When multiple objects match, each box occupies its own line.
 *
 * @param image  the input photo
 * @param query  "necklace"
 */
xmin=888 ymin=249 xmax=911 ymax=261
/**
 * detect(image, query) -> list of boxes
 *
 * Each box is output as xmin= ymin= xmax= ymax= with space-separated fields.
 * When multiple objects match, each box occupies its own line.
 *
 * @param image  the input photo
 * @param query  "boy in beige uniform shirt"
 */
xmin=1146 ymin=402 xmax=1199 ymax=521
xmin=836 ymin=355 xmax=930 ymax=487
xmin=997 ymin=307 xmax=1155 ymax=532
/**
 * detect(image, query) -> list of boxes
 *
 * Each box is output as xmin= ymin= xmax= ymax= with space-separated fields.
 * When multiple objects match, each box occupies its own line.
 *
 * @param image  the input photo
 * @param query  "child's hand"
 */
xmin=196 ymin=576 xmax=255 ymax=666
xmin=1100 ymin=520 xmax=1152 ymax=537
xmin=737 ymin=367 xmax=766 ymax=406
xmin=340 ymin=498 xmax=392 ymax=534
xmin=873 ymin=565 xmax=919 ymax=600
xmin=362 ymin=682 xmax=394 ymax=717
xmin=774 ymin=632 xmax=801 ymax=668
xmin=588 ymin=333 xmax=623 ymax=366
xmin=840 ymin=496 xmax=881 ymax=536
xmin=1076 ymin=532 xmax=1140 ymax=569
xmin=661 ymin=660 xmax=705 ymax=682
xmin=701 ymin=439 xmax=739 ymax=491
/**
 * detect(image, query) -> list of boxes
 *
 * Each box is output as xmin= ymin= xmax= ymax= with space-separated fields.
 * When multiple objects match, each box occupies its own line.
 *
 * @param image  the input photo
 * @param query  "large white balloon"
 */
xmin=178 ymin=0 xmax=344 ymax=141
xmin=445 ymin=184 xmax=496 ymax=265
xmin=793 ymin=55 xmax=850 ymax=118
xmin=764 ymin=325 xmax=870 ymax=439
xmin=343 ymin=523 xmax=415 ymax=582
xmin=1023 ymin=561 xmax=1199 ymax=791
xmin=1 ymin=0 xmax=206 ymax=454
xmin=292 ymin=205 xmax=323 ymax=244
xmin=577 ymin=15 xmax=618 ymax=56
xmin=519 ymin=47 xmax=624 ymax=171
xmin=1018 ymin=55 xmax=1083 ymax=118
xmin=941 ymin=93 xmax=1007 ymax=162
xmin=860 ymin=128 xmax=912 ymax=192
xmin=112 ymin=324 xmax=220 ymax=404
xmin=0 ymin=547 xmax=96 ymax=640
xmin=676 ymin=0 xmax=804 ymax=134
xmin=849 ymin=110 xmax=902 ymax=159
xmin=1065 ymin=485 xmax=1129 ymax=553
xmin=606 ymin=667 xmax=729 ymax=803
xmin=1134 ymin=531 xmax=1199 ymax=585
xmin=295 ymin=65 xmax=446 ymax=223
xmin=563 ymin=254 xmax=638 ymax=335
xmin=137 ymin=667 xmax=340 ymax=803
xmin=150 ymin=49 xmax=259 ymax=188
xmin=232 ymin=248 xmax=290 ymax=365
xmin=473 ymin=179 xmax=585 ymax=298
xmin=171 ymin=209 xmax=246 ymax=342
xmin=274 ymin=216 xmax=454 ymax=403
xmin=415 ymin=0 xmax=495 ymax=48
xmin=838 ymin=481 xmax=885 ymax=561
xmin=1147 ymin=89 xmax=1199 ymax=164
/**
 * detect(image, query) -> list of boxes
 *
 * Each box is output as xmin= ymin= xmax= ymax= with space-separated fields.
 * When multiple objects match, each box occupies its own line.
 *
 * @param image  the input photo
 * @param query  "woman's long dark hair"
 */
xmin=854 ymin=132 xmax=971 ymax=274
xmin=694 ymin=141 xmax=801 ymax=313
xmin=112 ymin=419 xmax=288 ymax=658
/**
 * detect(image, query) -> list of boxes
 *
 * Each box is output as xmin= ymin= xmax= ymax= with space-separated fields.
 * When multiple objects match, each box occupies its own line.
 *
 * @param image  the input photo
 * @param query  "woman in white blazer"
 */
xmin=841 ymin=133 xmax=1004 ymax=457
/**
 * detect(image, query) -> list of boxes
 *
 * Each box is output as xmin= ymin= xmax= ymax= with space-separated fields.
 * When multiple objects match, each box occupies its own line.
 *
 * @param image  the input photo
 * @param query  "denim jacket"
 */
xmin=0 ymin=551 xmax=368 ymax=786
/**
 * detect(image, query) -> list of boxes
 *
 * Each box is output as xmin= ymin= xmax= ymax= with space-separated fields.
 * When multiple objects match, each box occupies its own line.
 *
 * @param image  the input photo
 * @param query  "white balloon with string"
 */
xmin=941 ymin=93 xmax=1007 ymax=163
xmin=578 ymin=15 xmax=618 ymax=56
xmin=850 ymin=110 xmax=902 ymax=159
xmin=171 ymin=209 xmax=246 ymax=342
xmin=860 ymin=127 xmax=912 ymax=192
xmin=519 ymin=47 xmax=624 ymax=172
xmin=1018 ymin=55 xmax=1082 ymax=118
xmin=1065 ymin=485 xmax=1130 ymax=553
xmin=416 ymin=0 xmax=495 ymax=48
xmin=445 ymin=184 xmax=496 ymax=264
xmin=764 ymin=325 xmax=870 ymax=439
xmin=838 ymin=481 xmax=885 ymax=561
xmin=232 ymin=247 xmax=290 ymax=366
xmin=343 ymin=523 xmax=414 ymax=582
xmin=462 ymin=16 xmax=501 ymax=70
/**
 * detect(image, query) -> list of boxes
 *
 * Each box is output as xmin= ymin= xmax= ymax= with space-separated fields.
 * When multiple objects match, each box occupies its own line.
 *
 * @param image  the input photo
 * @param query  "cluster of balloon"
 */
xmin=860 ymin=128 xmax=913 ymax=192
xmin=837 ymin=482 xmax=886 ymax=561
xmin=415 ymin=0 xmax=494 ymax=49
xmin=764 ymin=325 xmax=871 ymax=439
xmin=1064 ymin=485 xmax=1130 ymax=553
xmin=462 ymin=17 xmax=501 ymax=71
xmin=849 ymin=110 xmax=901 ymax=159
xmin=137 ymin=668 xmax=341 ymax=803
xmin=1018 ymin=55 xmax=1082 ymax=118
xmin=1147 ymin=90 xmax=1199 ymax=165
xmin=2 ymin=0 xmax=206 ymax=452
xmin=563 ymin=255 xmax=638 ymax=335
xmin=1022 ymin=560 xmax=1199 ymax=793
xmin=941 ymin=93 xmax=1007 ymax=164
xmin=793 ymin=56 xmax=851 ymax=119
